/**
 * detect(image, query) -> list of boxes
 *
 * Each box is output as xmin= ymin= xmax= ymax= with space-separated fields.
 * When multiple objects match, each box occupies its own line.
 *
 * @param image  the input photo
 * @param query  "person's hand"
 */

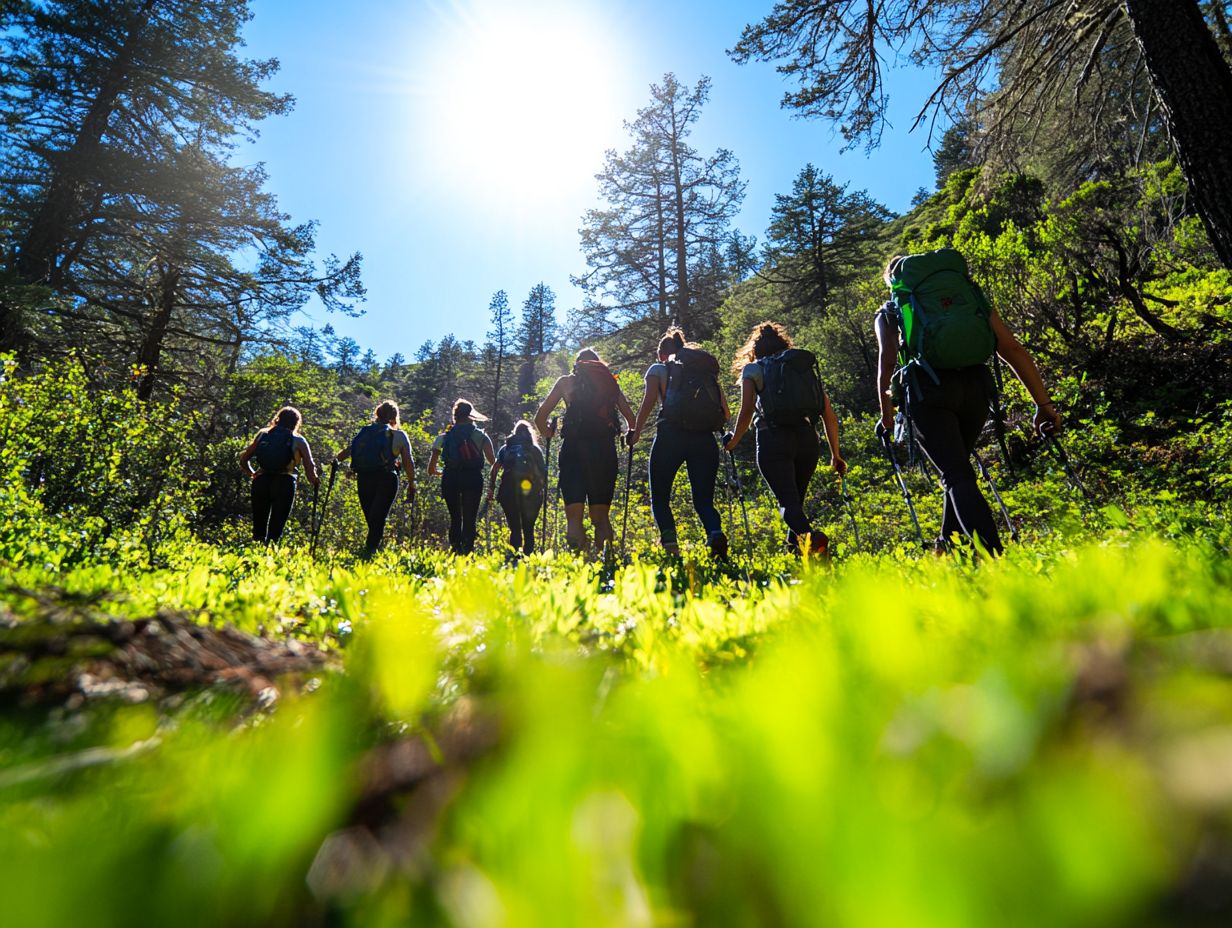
xmin=723 ymin=431 xmax=738 ymax=452
xmin=406 ymin=483 xmax=417 ymax=499
xmin=624 ymin=428 xmax=638 ymax=448
xmin=831 ymin=455 xmax=847 ymax=476
xmin=874 ymin=420 xmax=890 ymax=442
xmin=1034 ymin=403 xmax=1062 ymax=437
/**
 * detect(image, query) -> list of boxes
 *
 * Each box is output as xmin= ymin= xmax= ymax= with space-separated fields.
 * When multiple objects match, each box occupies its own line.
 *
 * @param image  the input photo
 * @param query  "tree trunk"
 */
xmin=14 ymin=0 xmax=157 ymax=287
xmin=1123 ymin=0 xmax=1232 ymax=269
xmin=135 ymin=264 xmax=180 ymax=402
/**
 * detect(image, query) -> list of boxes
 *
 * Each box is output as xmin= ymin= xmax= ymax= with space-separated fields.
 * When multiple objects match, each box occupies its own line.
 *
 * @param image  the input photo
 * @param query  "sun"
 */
xmin=420 ymin=3 xmax=627 ymax=207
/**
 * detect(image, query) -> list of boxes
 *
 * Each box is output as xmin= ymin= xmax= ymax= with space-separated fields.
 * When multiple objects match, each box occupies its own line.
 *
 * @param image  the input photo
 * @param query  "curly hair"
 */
xmin=731 ymin=321 xmax=793 ymax=381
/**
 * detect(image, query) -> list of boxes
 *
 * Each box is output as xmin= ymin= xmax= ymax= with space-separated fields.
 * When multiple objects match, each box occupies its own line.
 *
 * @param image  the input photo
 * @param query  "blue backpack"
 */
xmin=442 ymin=424 xmax=485 ymax=470
xmin=350 ymin=423 xmax=396 ymax=473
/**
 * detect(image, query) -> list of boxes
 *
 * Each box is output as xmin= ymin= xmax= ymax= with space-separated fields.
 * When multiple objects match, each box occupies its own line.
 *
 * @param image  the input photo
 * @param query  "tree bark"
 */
xmin=1123 ymin=0 xmax=1232 ymax=269
xmin=135 ymin=264 xmax=181 ymax=401
xmin=14 ymin=0 xmax=158 ymax=287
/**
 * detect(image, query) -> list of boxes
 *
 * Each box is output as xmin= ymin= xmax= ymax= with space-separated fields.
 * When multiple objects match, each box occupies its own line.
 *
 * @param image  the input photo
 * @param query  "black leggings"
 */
xmin=252 ymin=473 xmax=296 ymax=543
xmin=755 ymin=424 xmax=819 ymax=550
xmin=442 ymin=467 xmax=483 ymax=554
xmin=907 ymin=365 xmax=1002 ymax=555
xmin=357 ymin=470 xmax=399 ymax=556
xmin=498 ymin=482 xmax=542 ymax=554
xmin=649 ymin=422 xmax=722 ymax=546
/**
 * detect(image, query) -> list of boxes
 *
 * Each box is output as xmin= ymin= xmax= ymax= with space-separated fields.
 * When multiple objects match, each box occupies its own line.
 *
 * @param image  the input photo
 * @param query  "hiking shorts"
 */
xmin=558 ymin=436 xmax=618 ymax=506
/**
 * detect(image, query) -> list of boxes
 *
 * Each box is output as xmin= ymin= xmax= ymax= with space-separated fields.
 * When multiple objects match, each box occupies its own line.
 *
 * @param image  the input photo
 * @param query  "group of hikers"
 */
xmin=240 ymin=248 xmax=1062 ymax=561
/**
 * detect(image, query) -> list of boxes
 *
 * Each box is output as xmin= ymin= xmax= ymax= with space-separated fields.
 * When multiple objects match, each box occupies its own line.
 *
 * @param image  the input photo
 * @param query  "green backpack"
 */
xmin=888 ymin=248 xmax=997 ymax=378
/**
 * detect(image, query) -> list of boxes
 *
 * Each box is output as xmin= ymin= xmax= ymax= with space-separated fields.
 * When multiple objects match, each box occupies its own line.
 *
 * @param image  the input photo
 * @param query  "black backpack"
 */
xmin=564 ymin=360 xmax=620 ymax=438
xmin=759 ymin=348 xmax=825 ymax=427
xmin=442 ymin=423 xmax=486 ymax=470
xmin=254 ymin=427 xmax=295 ymax=473
xmin=501 ymin=440 xmax=545 ymax=491
xmin=662 ymin=347 xmax=725 ymax=431
xmin=350 ymin=423 xmax=396 ymax=473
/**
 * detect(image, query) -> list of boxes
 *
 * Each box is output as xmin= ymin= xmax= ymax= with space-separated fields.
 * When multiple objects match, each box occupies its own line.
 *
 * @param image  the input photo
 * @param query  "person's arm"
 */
xmin=721 ymin=388 xmax=731 ymax=423
xmin=239 ymin=433 xmax=260 ymax=478
xmin=487 ymin=459 xmax=503 ymax=500
xmin=630 ymin=371 xmax=663 ymax=444
xmin=875 ymin=310 xmax=899 ymax=434
xmin=396 ymin=432 xmax=416 ymax=495
xmin=483 ymin=434 xmax=497 ymax=465
xmin=820 ymin=395 xmax=846 ymax=475
xmin=297 ymin=437 xmax=320 ymax=486
xmin=725 ymin=377 xmax=758 ymax=451
xmin=534 ymin=378 xmax=567 ymax=438
xmin=990 ymin=310 xmax=1061 ymax=435
xmin=615 ymin=387 xmax=637 ymax=446
xmin=335 ymin=446 xmax=351 ymax=463
xmin=427 ymin=445 xmax=442 ymax=477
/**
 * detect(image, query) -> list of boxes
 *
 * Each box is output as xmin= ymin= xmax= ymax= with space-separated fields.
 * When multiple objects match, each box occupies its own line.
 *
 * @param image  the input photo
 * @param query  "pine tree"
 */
xmin=730 ymin=0 xmax=1232 ymax=270
xmin=760 ymin=165 xmax=892 ymax=316
xmin=519 ymin=283 xmax=558 ymax=356
xmin=484 ymin=290 xmax=513 ymax=430
xmin=575 ymin=74 xmax=746 ymax=348
xmin=0 ymin=0 xmax=363 ymax=383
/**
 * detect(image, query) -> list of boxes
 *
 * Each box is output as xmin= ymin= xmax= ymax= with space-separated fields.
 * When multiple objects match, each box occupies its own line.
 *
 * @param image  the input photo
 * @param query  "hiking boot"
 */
xmin=806 ymin=531 xmax=829 ymax=559
xmin=707 ymin=531 xmax=729 ymax=561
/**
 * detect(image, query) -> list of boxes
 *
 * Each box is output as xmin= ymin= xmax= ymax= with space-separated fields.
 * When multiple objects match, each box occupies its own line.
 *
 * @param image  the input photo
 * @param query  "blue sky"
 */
xmin=240 ymin=0 xmax=940 ymax=358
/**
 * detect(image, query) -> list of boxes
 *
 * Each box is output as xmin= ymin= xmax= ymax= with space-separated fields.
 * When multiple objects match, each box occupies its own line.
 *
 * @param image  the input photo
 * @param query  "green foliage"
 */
xmin=0 ymin=354 xmax=201 ymax=568
xmin=2 ymin=525 xmax=1231 ymax=925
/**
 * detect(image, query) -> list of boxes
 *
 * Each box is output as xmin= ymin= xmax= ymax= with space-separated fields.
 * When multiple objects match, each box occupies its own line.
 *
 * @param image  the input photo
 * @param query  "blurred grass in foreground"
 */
xmin=1 ymin=532 xmax=1231 ymax=927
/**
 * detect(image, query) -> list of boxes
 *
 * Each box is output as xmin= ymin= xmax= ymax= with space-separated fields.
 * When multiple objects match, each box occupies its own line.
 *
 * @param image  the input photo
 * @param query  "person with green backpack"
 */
xmin=486 ymin=419 xmax=547 ymax=556
xmin=428 ymin=399 xmax=496 ymax=555
xmin=629 ymin=327 xmax=730 ymax=558
xmin=876 ymin=249 xmax=1061 ymax=555
xmin=334 ymin=400 xmax=416 ymax=558
xmin=239 ymin=406 xmax=320 ymax=544
xmin=725 ymin=322 xmax=846 ymax=556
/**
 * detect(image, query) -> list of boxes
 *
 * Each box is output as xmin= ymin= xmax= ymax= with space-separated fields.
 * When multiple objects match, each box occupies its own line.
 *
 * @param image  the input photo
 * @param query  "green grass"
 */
xmin=2 ymin=528 xmax=1231 ymax=927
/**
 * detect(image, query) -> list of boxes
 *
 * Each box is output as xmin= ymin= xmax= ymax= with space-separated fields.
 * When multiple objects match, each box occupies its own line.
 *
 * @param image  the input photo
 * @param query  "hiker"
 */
xmin=534 ymin=348 xmax=636 ymax=556
xmin=629 ymin=327 xmax=730 ymax=558
xmin=334 ymin=400 xmax=416 ymax=558
xmin=427 ymin=399 xmax=496 ymax=555
xmin=239 ymin=406 xmax=320 ymax=544
xmin=486 ymin=419 xmax=547 ymax=556
xmin=725 ymin=322 xmax=846 ymax=555
xmin=876 ymin=249 xmax=1062 ymax=555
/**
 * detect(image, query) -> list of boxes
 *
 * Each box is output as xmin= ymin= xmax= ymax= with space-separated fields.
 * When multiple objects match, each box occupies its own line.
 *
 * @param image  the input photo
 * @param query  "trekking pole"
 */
xmin=310 ymin=461 xmax=339 ymax=559
xmin=972 ymin=450 xmax=1019 ymax=543
xmin=877 ymin=425 xmax=926 ymax=548
xmin=720 ymin=433 xmax=755 ymax=569
xmin=1043 ymin=428 xmax=1091 ymax=499
xmin=619 ymin=437 xmax=634 ymax=557
xmin=309 ymin=477 xmax=320 ymax=545
xmin=839 ymin=473 xmax=862 ymax=552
